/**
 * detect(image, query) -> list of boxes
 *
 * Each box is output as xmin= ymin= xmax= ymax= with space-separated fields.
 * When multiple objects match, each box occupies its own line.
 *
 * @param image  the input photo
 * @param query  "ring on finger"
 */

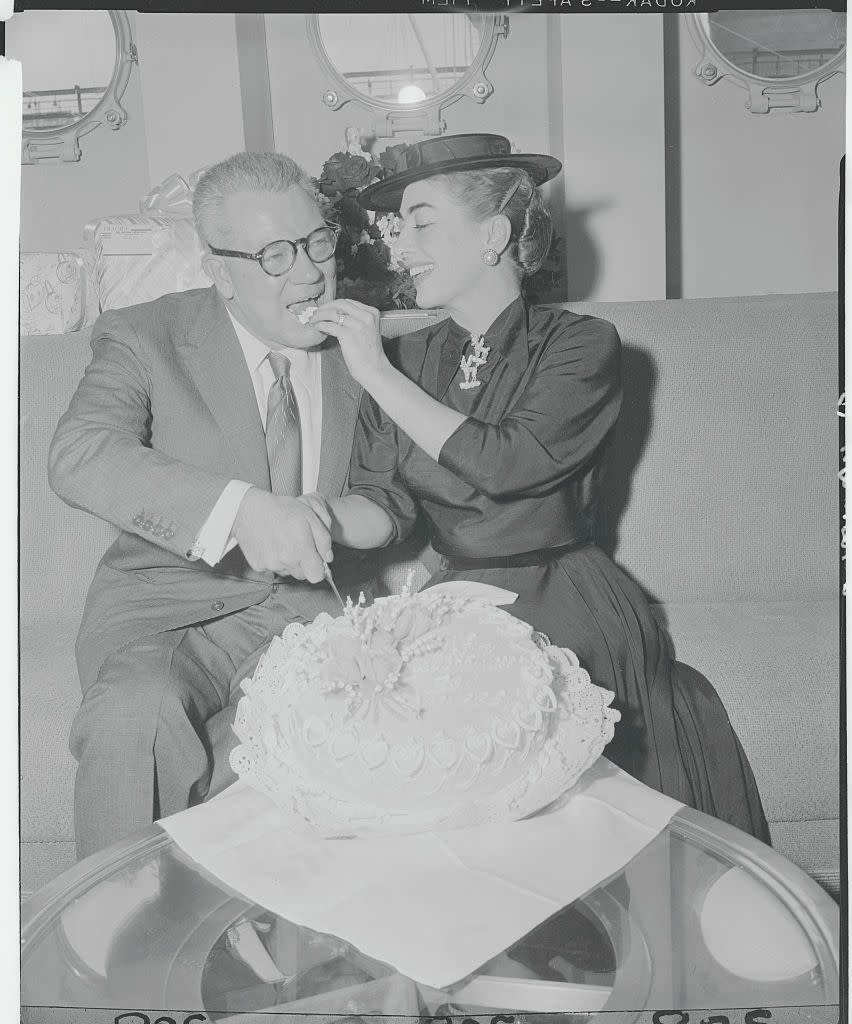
xmin=337 ymin=311 xmax=347 ymax=326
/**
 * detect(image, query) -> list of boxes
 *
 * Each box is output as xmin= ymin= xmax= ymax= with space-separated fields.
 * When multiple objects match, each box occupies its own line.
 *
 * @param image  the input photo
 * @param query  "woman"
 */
xmin=303 ymin=133 xmax=769 ymax=842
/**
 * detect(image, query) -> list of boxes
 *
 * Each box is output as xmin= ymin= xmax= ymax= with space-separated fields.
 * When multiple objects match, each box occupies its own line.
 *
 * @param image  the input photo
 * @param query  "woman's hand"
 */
xmin=299 ymin=491 xmax=396 ymax=549
xmin=313 ymin=299 xmax=466 ymax=463
xmin=298 ymin=491 xmax=333 ymax=537
xmin=310 ymin=300 xmax=388 ymax=387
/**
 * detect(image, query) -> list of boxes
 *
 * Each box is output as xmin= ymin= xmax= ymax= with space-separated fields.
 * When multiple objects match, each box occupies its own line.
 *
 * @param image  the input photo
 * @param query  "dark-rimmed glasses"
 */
xmin=208 ymin=224 xmax=340 ymax=277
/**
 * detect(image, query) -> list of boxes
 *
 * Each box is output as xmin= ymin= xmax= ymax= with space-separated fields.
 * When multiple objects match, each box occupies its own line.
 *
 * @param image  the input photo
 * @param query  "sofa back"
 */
xmin=21 ymin=292 xmax=838 ymax=637
xmin=568 ymin=292 xmax=838 ymax=603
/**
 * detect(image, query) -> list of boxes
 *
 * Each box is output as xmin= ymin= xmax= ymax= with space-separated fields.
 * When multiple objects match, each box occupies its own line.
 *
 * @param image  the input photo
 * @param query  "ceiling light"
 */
xmin=397 ymin=84 xmax=426 ymax=104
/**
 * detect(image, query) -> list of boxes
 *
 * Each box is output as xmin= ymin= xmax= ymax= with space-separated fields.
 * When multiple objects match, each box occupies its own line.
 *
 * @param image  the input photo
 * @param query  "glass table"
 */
xmin=21 ymin=806 xmax=840 ymax=1024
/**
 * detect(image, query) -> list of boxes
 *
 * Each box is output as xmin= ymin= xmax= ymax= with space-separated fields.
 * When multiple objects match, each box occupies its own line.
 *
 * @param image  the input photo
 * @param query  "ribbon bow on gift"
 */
xmin=139 ymin=168 xmax=206 ymax=216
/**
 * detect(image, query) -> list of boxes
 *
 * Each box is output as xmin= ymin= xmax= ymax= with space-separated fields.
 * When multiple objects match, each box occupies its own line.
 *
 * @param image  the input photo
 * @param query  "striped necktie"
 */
xmin=265 ymin=350 xmax=302 ymax=496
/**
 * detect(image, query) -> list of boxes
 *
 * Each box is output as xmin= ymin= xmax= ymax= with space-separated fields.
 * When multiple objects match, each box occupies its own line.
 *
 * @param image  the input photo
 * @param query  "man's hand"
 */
xmin=231 ymin=488 xmax=333 ymax=582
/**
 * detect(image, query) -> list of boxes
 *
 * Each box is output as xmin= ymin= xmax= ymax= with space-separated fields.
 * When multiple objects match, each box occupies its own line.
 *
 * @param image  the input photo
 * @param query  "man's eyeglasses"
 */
xmin=208 ymin=224 xmax=340 ymax=277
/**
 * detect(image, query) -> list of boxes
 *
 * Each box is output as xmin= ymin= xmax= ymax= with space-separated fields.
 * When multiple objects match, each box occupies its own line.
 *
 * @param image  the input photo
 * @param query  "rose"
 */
xmin=318 ymin=152 xmax=382 ymax=197
xmin=379 ymin=143 xmax=413 ymax=176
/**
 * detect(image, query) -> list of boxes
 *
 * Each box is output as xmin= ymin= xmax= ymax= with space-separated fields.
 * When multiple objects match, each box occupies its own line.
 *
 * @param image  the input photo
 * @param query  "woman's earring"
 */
xmin=481 ymin=248 xmax=499 ymax=267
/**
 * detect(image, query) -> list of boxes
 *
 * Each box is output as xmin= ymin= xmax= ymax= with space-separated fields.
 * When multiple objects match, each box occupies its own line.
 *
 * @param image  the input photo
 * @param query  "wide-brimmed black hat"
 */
xmin=358 ymin=133 xmax=562 ymax=212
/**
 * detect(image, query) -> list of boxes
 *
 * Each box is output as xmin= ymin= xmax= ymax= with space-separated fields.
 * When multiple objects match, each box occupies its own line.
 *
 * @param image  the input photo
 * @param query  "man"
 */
xmin=49 ymin=151 xmax=369 ymax=858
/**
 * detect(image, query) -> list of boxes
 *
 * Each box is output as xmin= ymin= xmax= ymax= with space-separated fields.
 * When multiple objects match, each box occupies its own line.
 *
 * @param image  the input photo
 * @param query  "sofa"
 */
xmin=20 ymin=292 xmax=840 ymax=899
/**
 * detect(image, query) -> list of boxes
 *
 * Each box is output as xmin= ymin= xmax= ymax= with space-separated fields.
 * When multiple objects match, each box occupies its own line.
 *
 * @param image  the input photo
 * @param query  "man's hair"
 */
xmin=193 ymin=151 xmax=314 ymax=247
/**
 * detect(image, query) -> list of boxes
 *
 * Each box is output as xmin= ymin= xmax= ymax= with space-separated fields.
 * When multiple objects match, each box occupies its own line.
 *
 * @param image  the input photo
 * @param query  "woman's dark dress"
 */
xmin=347 ymin=297 xmax=769 ymax=843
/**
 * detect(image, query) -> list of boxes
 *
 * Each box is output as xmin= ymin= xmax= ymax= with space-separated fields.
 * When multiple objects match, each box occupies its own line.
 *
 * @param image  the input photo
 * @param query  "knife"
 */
xmin=323 ymin=561 xmax=347 ymax=611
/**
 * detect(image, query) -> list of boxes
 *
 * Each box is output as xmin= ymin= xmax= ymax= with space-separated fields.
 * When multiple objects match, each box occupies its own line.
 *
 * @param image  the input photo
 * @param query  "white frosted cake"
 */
xmin=230 ymin=584 xmax=620 ymax=836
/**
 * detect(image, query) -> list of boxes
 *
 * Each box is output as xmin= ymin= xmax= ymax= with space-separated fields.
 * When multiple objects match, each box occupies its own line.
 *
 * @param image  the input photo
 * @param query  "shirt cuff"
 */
xmin=191 ymin=479 xmax=253 ymax=566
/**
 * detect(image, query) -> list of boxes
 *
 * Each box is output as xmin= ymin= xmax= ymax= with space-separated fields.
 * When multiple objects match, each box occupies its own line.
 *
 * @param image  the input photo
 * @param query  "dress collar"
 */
xmin=437 ymin=296 xmax=529 ymax=398
xmin=446 ymin=295 xmax=528 ymax=367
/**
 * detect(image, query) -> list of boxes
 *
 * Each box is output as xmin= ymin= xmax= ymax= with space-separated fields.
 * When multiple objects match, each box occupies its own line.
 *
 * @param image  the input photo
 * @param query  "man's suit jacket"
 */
xmin=48 ymin=285 xmax=363 ymax=691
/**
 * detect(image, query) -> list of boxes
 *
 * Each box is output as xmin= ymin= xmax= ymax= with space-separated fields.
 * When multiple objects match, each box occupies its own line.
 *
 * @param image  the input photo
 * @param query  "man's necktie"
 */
xmin=266 ymin=351 xmax=302 ymax=496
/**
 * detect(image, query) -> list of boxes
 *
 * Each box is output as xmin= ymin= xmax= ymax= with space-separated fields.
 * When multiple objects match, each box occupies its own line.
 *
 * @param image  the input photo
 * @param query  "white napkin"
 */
xmin=420 ymin=579 xmax=520 ymax=605
xmin=160 ymin=757 xmax=681 ymax=989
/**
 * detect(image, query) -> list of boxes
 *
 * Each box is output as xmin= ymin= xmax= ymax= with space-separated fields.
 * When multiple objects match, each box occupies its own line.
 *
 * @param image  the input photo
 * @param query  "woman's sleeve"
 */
xmin=345 ymin=390 xmax=420 ymax=544
xmin=438 ymin=317 xmax=622 ymax=499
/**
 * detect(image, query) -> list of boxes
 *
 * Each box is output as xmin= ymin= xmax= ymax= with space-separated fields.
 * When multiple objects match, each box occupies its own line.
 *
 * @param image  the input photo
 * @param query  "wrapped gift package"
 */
xmin=84 ymin=170 xmax=210 ymax=313
xmin=19 ymin=250 xmax=99 ymax=336
xmin=85 ymin=212 xmax=210 ymax=313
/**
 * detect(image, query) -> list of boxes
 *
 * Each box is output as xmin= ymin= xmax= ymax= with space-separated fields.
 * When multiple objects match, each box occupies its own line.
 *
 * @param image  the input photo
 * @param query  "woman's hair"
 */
xmin=193 ymin=151 xmax=313 ymax=247
xmin=431 ymin=167 xmax=552 ymax=277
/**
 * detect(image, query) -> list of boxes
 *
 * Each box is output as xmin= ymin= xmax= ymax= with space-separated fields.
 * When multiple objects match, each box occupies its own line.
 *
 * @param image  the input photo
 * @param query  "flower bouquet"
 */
xmin=312 ymin=144 xmax=418 ymax=311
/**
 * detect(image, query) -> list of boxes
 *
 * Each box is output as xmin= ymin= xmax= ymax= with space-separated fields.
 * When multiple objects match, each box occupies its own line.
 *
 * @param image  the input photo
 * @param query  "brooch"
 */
xmin=458 ymin=334 xmax=490 ymax=391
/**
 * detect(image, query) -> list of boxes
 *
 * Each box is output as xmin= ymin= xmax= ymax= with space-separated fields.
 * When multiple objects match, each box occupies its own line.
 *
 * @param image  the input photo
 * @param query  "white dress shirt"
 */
xmin=192 ymin=309 xmax=323 ymax=566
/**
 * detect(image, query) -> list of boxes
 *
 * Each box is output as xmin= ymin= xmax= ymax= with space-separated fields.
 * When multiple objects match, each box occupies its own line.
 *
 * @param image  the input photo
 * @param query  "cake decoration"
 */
xmin=231 ymin=583 xmax=620 ymax=836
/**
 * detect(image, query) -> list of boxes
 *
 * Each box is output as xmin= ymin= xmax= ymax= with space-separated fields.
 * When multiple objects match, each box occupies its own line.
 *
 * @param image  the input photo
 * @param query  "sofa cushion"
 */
xmin=20 ymin=616 xmax=82 ymax=847
xmin=769 ymin=818 xmax=839 ymax=897
xmin=20 ymin=843 xmax=77 ymax=899
xmin=659 ymin=598 xmax=839 ymax=830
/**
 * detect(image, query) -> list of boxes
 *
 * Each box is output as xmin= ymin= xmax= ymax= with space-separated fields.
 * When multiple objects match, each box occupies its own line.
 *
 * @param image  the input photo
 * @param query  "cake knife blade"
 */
xmin=323 ymin=561 xmax=347 ymax=611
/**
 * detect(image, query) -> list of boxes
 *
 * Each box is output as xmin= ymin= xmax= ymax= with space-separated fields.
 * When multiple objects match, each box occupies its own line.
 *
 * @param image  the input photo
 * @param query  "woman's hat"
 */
xmin=358 ymin=133 xmax=562 ymax=212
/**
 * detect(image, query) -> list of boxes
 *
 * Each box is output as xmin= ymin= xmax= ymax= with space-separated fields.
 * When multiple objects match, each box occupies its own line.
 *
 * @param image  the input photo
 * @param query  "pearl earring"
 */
xmin=481 ymin=248 xmax=499 ymax=267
